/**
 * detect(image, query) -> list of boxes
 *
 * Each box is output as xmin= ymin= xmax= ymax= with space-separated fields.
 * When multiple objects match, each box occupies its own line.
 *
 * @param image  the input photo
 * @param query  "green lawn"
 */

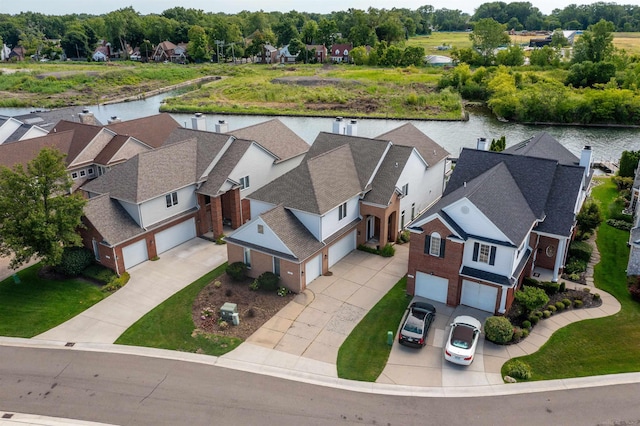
xmin=407 ymin=32 xmax=473 ymax=57
xmin=337 ymin=277 xmax=412 ymax=381
xmin=0 ymin=263 xmax=106 ymax=337
xmin=507 ymin=178 xmax=637 ymax=380
xmin=115 ymin=263 xmax=242 ymax=355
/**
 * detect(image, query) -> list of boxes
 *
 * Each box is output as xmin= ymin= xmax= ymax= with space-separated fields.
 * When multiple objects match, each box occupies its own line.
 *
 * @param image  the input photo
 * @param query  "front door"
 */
xmin=366 ymin=216 xmax=375 ymax=240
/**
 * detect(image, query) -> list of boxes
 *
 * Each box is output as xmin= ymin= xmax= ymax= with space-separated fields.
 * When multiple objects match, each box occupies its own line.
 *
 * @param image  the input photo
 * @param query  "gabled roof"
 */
xmin=83 ymin=139 xmax=199 ymax=203
xmin=50 ymin=120 xmax=104 ymax=164
xmin=13 ymin=106 xmax=103 ymax=129
xmin=307 ymin=132 xmax=389 ymax=190
xmin=258 ymin=205 xmax=325 ymax=260
xmin=197 ymin=138 xmax=253 ymax=196
xmin=250 ymin=144 xmax=362 ymax=215
xmin=415 ymin=134 xmax=586 ymax=241
xmin=0 ymin=130 xmax=74 ymax=168
xmin=376 ymin=123 xmax=450 ymax=167
xmin=83 ymin=194 xmax=144 ymax=246
xmin=163 ymin=127 xmax=234 ymax=179
xmin=93 ymin=134 xmax=133 ymax=165
xmin=364 ymin=145 xmax=413 ymax=206
xmin=503 ymin=132 xmax=579 ymax=166
xmin=104 ymin=113 xmax=181 ymax=148
xmin=228 ymin=119 xmax=309 ymax=162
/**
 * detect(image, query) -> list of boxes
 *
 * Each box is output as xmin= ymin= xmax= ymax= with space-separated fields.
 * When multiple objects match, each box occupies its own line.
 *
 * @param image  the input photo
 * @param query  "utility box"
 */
xmin=220 ymin=302 xmax=238 ymax=322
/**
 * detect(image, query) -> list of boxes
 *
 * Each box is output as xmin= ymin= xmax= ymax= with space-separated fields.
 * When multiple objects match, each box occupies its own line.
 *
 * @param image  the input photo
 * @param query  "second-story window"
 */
xmin=402 ymin=183 xmax=409 ymax=196
xmin=166 ymin=191 xmax=178 ymax=208
xmin=240 ymin=176 xmax=250 ymax=189
xmin=473 ymin=242 xmax=496 ymax=265
xmin=338 ymin=202 xmax=347 ymax=220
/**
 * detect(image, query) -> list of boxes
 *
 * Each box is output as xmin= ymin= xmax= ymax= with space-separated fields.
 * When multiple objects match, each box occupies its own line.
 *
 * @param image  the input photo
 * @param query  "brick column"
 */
xmin=211 ymin=196 xmax=223 ymax=238
xmin=230 ymin=188 xmax=242 ymax=229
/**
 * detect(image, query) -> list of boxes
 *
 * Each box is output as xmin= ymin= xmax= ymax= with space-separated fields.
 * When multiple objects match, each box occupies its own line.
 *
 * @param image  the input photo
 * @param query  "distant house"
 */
xmin=305 ymin=44 xmax=327 ymax=63
xmin=1 ymin=44 xmax=11 ymax=61
xmin=153 ymin=41 xmax=187 ymax=63
xmin=277 ymin=45 xmax=297 ymax=64
xmin=330 ymin=43 xmax=353 ymax=62
xmin=256 ymin=44 xmax=278 ymax=64
xmin=92 ymin=47 xmax=109 ymax=62
xmin=9 ymin=46 xmax=26 ymax=61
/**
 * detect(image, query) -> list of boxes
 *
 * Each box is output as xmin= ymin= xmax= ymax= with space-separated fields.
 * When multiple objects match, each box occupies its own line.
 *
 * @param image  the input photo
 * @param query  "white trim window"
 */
xmin=402 ymin=183 xmax=409 ymax=196
xmin=240 ymin=176 xmax=250 ymax=189
xmin=429 ymin=232 xmax=441 ymax=256
xmin=71 ymin=172 xmax=78 ymax=180
xmin=244 ymin=247 xmax=251 ymax=267
xmin=473 ymin=242 xmax=496 ymax=265
xmin=338 ymin=202 xmax=347 ymax=220
xmin=165 ymin=191 xmax=178 ymax=208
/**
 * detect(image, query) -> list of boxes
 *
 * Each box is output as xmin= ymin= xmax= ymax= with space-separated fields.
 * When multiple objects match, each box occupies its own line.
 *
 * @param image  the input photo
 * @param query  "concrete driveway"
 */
xmin=34 ymin=238 xmax=227 ymax=344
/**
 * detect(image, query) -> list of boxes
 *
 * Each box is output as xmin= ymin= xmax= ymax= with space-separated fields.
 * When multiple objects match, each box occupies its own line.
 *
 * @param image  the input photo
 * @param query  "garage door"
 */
xmin=414 ymin=272 xmax=448 ymax=303
xmin=328 ymin=230 xmax=356 ymax=268
xmin=461 ymin=280 xmax=498 ymax=313
xmin=305 ymin=254 xmax=322 ymax=285
xmin=122 ymin=239 xmax=148 ymax=270
xmin=155 ymin=218 xmax=196 ymax=254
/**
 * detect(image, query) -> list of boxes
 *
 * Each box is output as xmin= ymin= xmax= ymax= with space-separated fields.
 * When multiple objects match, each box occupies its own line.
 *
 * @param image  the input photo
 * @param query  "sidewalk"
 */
xmin=34 ymin=238 xmax=227 ymax=344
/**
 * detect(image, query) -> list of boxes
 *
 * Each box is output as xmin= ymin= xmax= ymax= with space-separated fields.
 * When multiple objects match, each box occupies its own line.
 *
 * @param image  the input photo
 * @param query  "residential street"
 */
xmin=1 ymin=345 xmax=640 ymax=426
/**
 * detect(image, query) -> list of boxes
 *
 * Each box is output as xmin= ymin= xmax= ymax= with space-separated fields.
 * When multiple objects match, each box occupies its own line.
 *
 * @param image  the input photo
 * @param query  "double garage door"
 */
xmin=121 ymin=218 xmax=196 ymax=270
xmin=328 ymin=230 xmax=356 ymax=268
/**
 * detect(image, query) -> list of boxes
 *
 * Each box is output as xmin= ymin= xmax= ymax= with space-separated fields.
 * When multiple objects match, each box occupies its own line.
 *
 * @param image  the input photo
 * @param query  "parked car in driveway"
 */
xmin=444 ymin=315 xmax=482 ymax=365
xmin=398 ymin=302 xmax=436 ymax=348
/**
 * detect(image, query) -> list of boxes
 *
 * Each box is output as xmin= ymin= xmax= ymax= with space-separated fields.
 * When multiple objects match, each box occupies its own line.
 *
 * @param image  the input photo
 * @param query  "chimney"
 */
xmin=347 ymin=119 xmax=358 ymax=136
xmin=78 ymin=109 xmax=95 ymax=124
xmin=580 ymin=145 xmax=592 ymax=177
xmin=192 ymin=112 xmax=206 ymax=131
xmin=333 ymin=117 xmax=346 ymax=135
xmin=215 ymin=119 xmax=229 ymax=133
xmin=476 ymin=137 xmax=489 ymax=151
xmin=107 ymin=116 xmax=122 ymax=124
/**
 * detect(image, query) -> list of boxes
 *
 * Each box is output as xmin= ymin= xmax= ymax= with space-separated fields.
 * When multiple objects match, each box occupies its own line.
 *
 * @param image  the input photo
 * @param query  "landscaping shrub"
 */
xmin=576 ymin=201 xmax=603 ymax=235
xmin=514 ymin=286 xmax=549 ymax=314
xmin=277 ymin=286 xmax=288 ymax=297
xmin=547 ymin=304 xmax=557 ymax=313
xmin=82 ymin=264 xmax=117 ymax=283
xmin=528 ymin=314 xmax=539 ymax=325
xmin=593 ymin=293 xmax=600 ymax=300
xmin=564 ymin=259 xmax=587 ymax=275
xmin=522 ymin=320 xmax=531 ymax=330
xmin=380 ymin=244 xmax=395 ymax=257
xmin=523 ymin=277 xmax=538 ymax=287
xmin=357 ymin=244 xmax=378 ymax=254
xmin=102 ymin=272 xmax=130 ymax=292
xmin=574 ymin=299 xmax=583 ymax=308
xmin=606 ymin=219 xmax=633 ymax=231
xmin=562 ymin=298 xmax=572 ymax=308
xmin=559 ymin=282 xmax=566 ymax=292
xmin=256 ymin=271 xmax=280 ymax=291
xmin=226 ymin=262 xmax=248 ymax=281
xmin=521 ymin=328 xmax=529 ymax=338
xmin=56 ymin=247 xmax=94 ymax=276
xmin=555 ymin=301 xmax=565 ymax=311
xmin=504 ymin=360 xmax=533 ymax=380
xmin=484 ymin=316 xmax=514 ymax=344
xmin=249 ymin=280 xmax=259 ymax=291
xmin=568 ymin=241 xmax=593 ymax=264
xmin=513 ymin=327 xmax=523 ymax=341
xmin=525 ymin=280 xmax=559 ymax=295
xmin=543 ymin=310 xmax=551 ymax=318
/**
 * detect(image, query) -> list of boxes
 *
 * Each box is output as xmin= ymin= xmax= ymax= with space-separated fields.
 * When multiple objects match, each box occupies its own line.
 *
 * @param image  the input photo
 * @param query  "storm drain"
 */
xmin=2 ymin=414 xmax=14 ymax=419
xmin=65 ymin=342 xmax=75 ymax=347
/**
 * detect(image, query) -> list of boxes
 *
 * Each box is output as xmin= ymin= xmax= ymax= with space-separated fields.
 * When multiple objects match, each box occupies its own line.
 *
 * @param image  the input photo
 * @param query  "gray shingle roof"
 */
xmin=229 ymin=119 xmax=309 ymax=162
xmin=364 ymin=145 xmax=413 ymax=206
xmin=504 ymin=132 xmax=579 ymax=165
xmin=197 ymin=138 xmax=252 ymax=196
xmin=163 ymin=127 xmax=234 ymax=178
xmin=0 ymin=130 xmax=75 ymax=168
xmin=376 ymin=123 xmax=450 ymax=167
xmin=249 ymin=144 xmax=362 ymax=215
xmin=536 ymin=164 xmax=585 ymax=236
xmin=260 ymin=205 xmax=326 ymax=260
xmin=83 ymin=194 xmax=144 ymax=246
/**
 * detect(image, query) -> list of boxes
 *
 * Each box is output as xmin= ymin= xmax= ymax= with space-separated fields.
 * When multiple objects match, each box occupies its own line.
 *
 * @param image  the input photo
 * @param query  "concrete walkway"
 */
xmin=34 ymin=238 xmax=227 ymax=344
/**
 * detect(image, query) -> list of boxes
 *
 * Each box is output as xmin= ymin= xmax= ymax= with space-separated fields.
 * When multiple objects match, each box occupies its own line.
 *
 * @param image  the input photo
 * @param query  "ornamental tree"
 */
xmin=0 ymin=148 xmax=86 ymax=269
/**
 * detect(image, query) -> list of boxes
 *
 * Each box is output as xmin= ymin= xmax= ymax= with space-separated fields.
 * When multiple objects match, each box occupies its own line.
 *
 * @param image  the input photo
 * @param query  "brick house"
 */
xmin=407 ymin=133 xmax=593 ymax=314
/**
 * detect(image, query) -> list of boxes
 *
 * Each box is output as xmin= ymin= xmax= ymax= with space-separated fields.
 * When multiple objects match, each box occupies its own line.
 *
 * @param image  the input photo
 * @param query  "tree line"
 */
xmin=2 ymin=2 xmax=640 ymax=61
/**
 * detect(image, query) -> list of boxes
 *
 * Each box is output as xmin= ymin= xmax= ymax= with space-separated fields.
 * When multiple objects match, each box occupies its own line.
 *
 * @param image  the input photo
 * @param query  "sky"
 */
xmin=2 ymin=0 xmax=621 ymax=17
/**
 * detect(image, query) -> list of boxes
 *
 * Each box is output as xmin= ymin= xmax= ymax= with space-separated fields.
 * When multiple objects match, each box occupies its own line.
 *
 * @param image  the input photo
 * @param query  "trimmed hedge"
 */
xmin=226 ymin=262 xmax=248 ymax=281
xmin=256 ymin=271 xmax=280 ymax=291
xmin=568 ymin=240 xmax=593 ymax=263
xmin=504 ymin=360 xmax=533 ymax=380
xmin=484 ymin=316 xmax=514 ymax=344
xmin=56 ymin=247 xmax=94 ymax=276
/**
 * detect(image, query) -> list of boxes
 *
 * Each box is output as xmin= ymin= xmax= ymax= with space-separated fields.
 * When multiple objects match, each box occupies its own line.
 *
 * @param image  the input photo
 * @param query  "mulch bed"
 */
xmin=192 ymin=273 xmax=294 ymax=340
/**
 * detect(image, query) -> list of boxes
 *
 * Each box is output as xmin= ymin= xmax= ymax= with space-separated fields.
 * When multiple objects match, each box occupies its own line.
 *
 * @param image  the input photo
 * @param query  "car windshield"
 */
xmin=403 ymin=316 xmax=423 ymax=334
xmin=450 ymin=324 xmax=474 ymax=349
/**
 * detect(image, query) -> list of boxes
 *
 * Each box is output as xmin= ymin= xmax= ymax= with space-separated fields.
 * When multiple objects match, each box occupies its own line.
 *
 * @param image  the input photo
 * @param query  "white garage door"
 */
xmin=328 ymin=230 xmax=356 ymax=268
xmin=461 ymin=280 xmax=498 ymax=313
xmin=122 ymin=239 xmax=148 ymax=270
xmin=414 ymin=272 xmax=448 ymax=303
xmin=305 ymin=254 xmax=322 ymax=285
xmin=155 ymin=218 xmax=196 ymax=254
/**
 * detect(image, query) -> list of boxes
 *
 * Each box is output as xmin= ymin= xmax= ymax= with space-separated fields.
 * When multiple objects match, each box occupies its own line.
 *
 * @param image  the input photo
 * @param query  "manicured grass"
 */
xmin=506 ymin=178 xmax=638 ymax=380
xmin=115 ymin=263 xmax=242 ymax=356
xmin=407 ymin=32 xmax=473 ymax=56
xmin=337 ymin=277 xmax=412 ymax=381
xmin=0 ymin=263 xmax=106 ymax=337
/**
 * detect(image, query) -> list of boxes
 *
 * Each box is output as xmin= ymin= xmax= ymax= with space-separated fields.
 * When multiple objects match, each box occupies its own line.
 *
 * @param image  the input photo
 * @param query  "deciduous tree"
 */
xmin=0 ymin=148 xmax=86 ymax=269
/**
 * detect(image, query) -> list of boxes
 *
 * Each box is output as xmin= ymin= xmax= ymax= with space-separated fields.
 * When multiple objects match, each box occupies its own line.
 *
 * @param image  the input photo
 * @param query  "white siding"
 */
xmin=118 ymin=200 xmax=142 ymax=226
xmin=228 ymin=144 xmax=279 ymax=197
xmin=228 ymin=217 xmax=294 ymax=256
xmin=397 ymin=152 xmax=444 ymax=228
xmin=291 ymin=210 xmax=321 ymax=240
xmin=139 ymin=185 xmax=197 ymax=228
xmin=443 ymin=199 xmax=507 ymax=242
xmin=250 ymin=200 xmax=277 ymax=218
xmin=0 ymin=118 xmax=22 ymax=144
xmin=463 ymin=239 xmax=517 ymax=277
xmin=19 ymin=126 xmax=48 ymax=141
xmin=320 ymin=195 xmax=359 ymax=241
xmin=70 ymin=129 xmax=114 ymax=167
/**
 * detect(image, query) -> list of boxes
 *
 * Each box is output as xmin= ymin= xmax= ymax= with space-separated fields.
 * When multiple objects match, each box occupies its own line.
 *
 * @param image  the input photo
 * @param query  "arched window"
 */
xmin=429 ymin=232 xmax=442 ymax=257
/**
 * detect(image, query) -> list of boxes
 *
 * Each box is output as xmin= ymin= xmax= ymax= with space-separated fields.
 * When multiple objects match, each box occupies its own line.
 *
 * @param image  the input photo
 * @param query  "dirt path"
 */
xmin=99 ymin=75 xmax=223 ymax=105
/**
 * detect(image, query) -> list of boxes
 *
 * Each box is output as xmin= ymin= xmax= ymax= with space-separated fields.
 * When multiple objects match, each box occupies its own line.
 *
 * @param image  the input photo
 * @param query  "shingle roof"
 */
xmin=13 ymin=106 xmax=103 ymax=130
xmin=83 ymin=139 xmax=199 ymax=203
xmin=93 ymin=134 xmax=130 ymax=165
xmin=260 ymin=205 xmax=325 ymax=260
xmin=0 ymin=130 xmax=74 ymax=168
xmin=83 ymin=194 xmax=144 ymax=246
xmin=229 ymin=119 xmax=309 ymax=162
xmin=307 ymin=132 xmax=389 ymax=190
xmin=504 ymin=132 xmax=579 ymax=166
xmin=198 ymin=138 xmax=253 ymax=196
xmin=536 ymin=164 xmax=585 ymax=236
xmin=163 ymin=127 xmax=234 ymax=178
xmin=105 ymin=113 xmax=181 ymax=148
xmin=364 ymin=145 xmax=413 ymax=206
xmin=50 ymin=121 xmax=104 ymax=164
xmin=250 ymin=144 xmax=362 ymax=215
xmin=376 ymin=123 xmax=450 ymax=167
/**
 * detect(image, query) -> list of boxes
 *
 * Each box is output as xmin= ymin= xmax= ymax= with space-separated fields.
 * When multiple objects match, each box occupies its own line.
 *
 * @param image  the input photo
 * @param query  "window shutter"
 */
xmin=439 ymin=239 xmax=446 ymax=258
xmin=472 ymin=242 xmax=479 ymax=261
xmin=424 ymin=235 xmax=431 ymax=254
xmin=489 ymin=246 xmax=497 ymax=265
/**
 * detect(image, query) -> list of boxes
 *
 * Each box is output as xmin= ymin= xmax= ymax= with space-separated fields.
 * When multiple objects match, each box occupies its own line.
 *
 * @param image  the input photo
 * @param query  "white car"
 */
xmin=444 ymin=315 xmax=482 ymax=365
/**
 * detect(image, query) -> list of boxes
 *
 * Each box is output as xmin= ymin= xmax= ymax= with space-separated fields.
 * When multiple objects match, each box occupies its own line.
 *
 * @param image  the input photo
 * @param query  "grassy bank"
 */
xmin=0 ymin=263 xmax=106 ymax=337
xmin=115 ymin=263 xmax=242 ymax=356
xmin=507 ymin=178 xmax=636 ymax=380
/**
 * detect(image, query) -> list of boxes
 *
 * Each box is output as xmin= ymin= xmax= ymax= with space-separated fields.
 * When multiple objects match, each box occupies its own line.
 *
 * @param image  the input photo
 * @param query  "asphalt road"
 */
xmin=1 ymin=346 xmax=640 ymax=426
